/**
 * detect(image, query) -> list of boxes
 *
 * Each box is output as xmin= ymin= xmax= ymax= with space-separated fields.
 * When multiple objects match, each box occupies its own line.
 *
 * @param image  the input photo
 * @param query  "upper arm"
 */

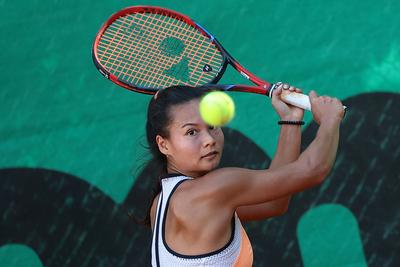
xmin=194 ymin=159 xmax=326 ymax=211
xmin=236 ymin=197 xmax=290 ymax=221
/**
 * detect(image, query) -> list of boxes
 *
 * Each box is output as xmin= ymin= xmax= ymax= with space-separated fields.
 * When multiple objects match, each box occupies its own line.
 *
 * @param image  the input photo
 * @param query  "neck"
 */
xmin=166 ymin=165 xmax=207 ymax=178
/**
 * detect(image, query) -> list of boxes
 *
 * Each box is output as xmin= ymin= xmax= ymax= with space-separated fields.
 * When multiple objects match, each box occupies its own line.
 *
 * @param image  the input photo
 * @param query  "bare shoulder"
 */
xmin=163 ymin=179 xmax=236 ymax=254
xmin=169 ymin=179 xmax=234 ymax=244
xmin=175 ymin=168 xmax=252 ymax=218
xmin=171 ymin=178 xmax=234 ymax=224
xmin=186 ymin=164 xmax=316 ymax=209
xmin=189 ymin=167 xmax=260 ymax=200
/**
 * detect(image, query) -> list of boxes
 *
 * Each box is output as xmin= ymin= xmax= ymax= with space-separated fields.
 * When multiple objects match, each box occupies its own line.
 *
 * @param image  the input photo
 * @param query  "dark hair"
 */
xmin=142 ymin=85 xmax=205 ymax=226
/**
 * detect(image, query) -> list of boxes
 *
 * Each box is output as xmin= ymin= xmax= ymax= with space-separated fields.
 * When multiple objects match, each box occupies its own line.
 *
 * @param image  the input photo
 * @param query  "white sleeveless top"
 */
xmin=151 ymin=174 xmax=253 ymax=267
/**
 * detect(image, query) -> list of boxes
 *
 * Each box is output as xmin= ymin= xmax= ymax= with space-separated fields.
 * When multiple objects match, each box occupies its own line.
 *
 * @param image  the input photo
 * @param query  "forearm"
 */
xmin=270 ymin=125 xmax=302 ymax=169
xmin=299 ymin=119 xmax=341 ymax=179
xmin=236 ymin=125 xmax=302 ymax=221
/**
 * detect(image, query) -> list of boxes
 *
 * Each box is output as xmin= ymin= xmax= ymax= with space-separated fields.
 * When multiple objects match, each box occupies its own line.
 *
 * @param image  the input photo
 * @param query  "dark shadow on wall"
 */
xmin=0 ymin=92 xmax=399 ymax=266
xmin=244 ymin=92 xmax=400 ymax=266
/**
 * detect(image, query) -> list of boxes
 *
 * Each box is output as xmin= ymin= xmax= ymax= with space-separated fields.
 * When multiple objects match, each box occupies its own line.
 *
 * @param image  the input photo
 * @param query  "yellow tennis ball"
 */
xmin=199 ymin=91 xmax=235 ymax=126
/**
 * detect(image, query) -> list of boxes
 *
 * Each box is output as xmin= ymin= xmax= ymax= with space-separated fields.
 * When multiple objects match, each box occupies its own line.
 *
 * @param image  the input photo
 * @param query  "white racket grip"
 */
xmin=281 ymin=91 xmax=312 ymax=111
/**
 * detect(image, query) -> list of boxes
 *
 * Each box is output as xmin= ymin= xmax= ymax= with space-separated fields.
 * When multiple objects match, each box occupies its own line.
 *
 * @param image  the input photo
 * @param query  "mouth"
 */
xmin=201 ymin=151 xmax=219 ymax=158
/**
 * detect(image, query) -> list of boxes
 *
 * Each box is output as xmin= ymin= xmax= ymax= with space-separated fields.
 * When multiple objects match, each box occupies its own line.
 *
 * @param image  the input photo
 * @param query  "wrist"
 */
xmin=280 ymin=115 xmax=304 ymax=121
xmin=278 ymin=120 xmax=305 ymax=126
xmin=320 ymin=117 xmax=341 ymax=128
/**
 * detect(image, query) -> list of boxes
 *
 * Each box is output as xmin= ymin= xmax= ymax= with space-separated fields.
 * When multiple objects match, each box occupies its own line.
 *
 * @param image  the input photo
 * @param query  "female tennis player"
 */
xmin=146 ymin=83 xmax=344 ymax=266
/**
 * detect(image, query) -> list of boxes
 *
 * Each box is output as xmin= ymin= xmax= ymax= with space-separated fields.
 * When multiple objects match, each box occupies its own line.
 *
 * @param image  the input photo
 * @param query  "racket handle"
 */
xmin=281 ymin=91 xmax=312 ymax=111
xmin=270 ymin=84 xmax=347 ymax=112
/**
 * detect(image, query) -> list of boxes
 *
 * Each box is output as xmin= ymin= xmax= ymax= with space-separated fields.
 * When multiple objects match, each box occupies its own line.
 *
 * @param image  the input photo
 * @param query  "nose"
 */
xmin=203 ymin=129 xmax=216 ymax=147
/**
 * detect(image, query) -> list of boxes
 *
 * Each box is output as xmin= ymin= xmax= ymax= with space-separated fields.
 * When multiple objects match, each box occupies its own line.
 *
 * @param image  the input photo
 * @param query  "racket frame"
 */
xmin=92 ymin=6 xmax=275 ymax=96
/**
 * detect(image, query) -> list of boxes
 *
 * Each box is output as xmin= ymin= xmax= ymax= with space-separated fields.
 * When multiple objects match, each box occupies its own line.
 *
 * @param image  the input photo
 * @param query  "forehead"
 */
xmin=169 ymin=99 xmax=202 ymax=126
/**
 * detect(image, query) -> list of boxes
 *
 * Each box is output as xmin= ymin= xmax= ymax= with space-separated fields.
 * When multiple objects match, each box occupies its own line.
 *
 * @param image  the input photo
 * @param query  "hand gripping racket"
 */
xmin=92 ymin=6 xmax=345 ymax=111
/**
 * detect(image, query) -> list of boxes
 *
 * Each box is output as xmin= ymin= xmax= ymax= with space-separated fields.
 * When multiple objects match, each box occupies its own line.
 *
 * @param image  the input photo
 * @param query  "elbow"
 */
xmin=307 ymin=159 xmax=332 ymax=185
xmin=315 ymin=163 xmax=332 ymax=184
xmin=278 ymin=203 xmax=289 ymax=216
xmin=274 ymin=200 xmax=290 ymax=217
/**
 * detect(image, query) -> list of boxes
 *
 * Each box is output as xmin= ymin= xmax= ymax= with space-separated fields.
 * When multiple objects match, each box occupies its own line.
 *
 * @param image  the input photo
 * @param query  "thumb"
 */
xmin=272 ymin=86 xmax=282 ymax=99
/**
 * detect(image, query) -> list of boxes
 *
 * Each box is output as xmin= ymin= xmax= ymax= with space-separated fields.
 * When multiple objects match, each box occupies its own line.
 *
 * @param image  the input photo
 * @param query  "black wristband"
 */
xmin=278 ymin=120 xmax=305 ymax=125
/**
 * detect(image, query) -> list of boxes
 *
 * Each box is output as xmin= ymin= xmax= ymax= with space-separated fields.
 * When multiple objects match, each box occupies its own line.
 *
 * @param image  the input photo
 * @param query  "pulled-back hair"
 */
xmin=142 ymin=85 xmax=205 ymax=226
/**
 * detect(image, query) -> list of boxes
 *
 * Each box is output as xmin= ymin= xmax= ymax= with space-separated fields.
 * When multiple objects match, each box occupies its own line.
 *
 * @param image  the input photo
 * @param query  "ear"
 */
xmin=156 ymin=135 xmax=170 ymax=156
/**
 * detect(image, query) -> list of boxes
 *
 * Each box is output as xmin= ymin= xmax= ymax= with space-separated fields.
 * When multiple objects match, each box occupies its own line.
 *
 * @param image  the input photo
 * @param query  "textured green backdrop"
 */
xmin=1 ymin=0 xmax=399 ymax=266
xmin=1 ymin=0 xmax=400 ymax=202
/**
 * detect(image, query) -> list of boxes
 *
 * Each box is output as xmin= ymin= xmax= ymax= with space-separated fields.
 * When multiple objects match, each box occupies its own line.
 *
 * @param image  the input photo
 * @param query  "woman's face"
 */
xmin=158 ymin=99 xmax=224 ymax=177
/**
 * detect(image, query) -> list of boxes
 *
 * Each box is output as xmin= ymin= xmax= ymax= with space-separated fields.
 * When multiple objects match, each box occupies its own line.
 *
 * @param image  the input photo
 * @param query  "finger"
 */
xmin=309 ymin=90 xmax=318 ymax=100
xmin=274 ymin=82 xmax=283 ymax=89
xmin=282 ymin=83 xmax=290 ymax=90
xmin=333 ymin=98 xmax=342 ymax=105
xmin=272 ymin=86 xmax=282 ymax=98
xmin=288 ymin=86 xmax=296 ymax=92
xmin=321 ymin=96 xmax=330 ymax=103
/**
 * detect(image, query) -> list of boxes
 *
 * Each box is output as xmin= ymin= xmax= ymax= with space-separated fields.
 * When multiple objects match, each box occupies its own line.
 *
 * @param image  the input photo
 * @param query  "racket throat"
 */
xmin=239 ymin=71 xmax=250 ymax=80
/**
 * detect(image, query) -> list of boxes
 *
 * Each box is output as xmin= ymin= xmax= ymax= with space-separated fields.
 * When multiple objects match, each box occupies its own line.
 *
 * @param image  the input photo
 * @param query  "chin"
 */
xmin=197 ymin=156 xmax=221 ymax=173
xmin=206 ymin=161 xmax=221 ymax=171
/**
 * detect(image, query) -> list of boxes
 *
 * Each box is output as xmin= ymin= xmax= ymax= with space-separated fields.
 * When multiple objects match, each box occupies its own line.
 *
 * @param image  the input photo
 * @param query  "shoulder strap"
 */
xmin=154 ymin=177 xmax=190 ymax=266
xmin=154 ymin=193 xmax=163 ymax=267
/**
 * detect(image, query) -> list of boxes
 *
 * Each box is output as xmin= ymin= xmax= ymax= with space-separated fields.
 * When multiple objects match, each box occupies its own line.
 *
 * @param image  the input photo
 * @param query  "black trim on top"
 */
xmin=161 ymin=179 xmax=236 ymax=259
xmin=161 ymin=173 xmax=184 ymax=179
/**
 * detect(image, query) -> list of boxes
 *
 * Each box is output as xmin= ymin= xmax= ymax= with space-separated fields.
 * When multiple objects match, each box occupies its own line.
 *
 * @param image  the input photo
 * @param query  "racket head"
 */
xmin=92 ymin=6 xmax=229 ymax=95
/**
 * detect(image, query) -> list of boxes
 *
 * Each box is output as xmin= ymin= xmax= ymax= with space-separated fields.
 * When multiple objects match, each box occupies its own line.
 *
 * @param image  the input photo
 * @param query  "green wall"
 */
xmin=1 ymin=0 xmax=399 ymax=266
xmin=1 ymin=0 xmax=399 ymax=203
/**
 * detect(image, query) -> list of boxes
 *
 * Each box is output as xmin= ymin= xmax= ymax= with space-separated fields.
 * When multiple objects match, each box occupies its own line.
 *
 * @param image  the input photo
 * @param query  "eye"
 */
xmin=186 ymin=129 xmax=198 ymax=136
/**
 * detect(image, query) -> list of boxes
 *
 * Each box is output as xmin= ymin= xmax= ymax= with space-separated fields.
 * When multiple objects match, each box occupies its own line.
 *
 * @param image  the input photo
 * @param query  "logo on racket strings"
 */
xmin=203 ymin=64 xmax=212 ymax=72
xmin=159 ymin=37 xmax=191 ymax=83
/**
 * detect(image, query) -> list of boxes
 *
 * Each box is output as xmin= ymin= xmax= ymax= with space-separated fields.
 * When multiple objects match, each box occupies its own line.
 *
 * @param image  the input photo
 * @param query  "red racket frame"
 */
xmin=92 ymin=6 xmax=274 ymax=95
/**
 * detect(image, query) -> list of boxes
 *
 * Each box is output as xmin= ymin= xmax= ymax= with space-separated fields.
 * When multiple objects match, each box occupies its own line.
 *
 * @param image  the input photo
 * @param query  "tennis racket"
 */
xmin=92 ymin=6 xmax=344 ymax=111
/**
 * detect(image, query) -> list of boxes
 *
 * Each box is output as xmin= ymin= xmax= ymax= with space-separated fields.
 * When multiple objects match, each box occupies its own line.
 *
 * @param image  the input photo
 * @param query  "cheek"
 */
xmin=173 ymin=137 xmax=200 ymax=155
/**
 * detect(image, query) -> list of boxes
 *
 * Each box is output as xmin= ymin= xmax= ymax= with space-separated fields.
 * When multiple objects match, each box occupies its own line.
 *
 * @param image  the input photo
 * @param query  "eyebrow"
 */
xmin=181 ymin=123 xmax=199 ymax=128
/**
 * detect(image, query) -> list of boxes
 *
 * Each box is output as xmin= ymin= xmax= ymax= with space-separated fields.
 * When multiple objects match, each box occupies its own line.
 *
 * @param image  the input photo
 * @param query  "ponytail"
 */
xmin=135 ymin=86 xmax=205 ymax=227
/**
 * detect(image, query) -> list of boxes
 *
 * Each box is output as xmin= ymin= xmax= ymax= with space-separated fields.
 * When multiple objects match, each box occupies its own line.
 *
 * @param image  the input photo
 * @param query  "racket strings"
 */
xmin=101 ymin=13 xmax=203 ymax=82
xmin=132 ymin=14 xmax=197 ymax=87
xmin=100 ymin=17 xmax=142 ymax=82
xmin=99 ymin=15 xmax=188 ymax=87
xmin=120 ymin=13 xmax=174 ymax=86
xmin=101 ymin=15 xmax=217 ymax=67
xmin=100 ymin=13 xmax=220 ymax=87
xmin=99 ymin=13 xmax=162 ymax=86
xmin=96 ymin=12 xmax=224 ymax=88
